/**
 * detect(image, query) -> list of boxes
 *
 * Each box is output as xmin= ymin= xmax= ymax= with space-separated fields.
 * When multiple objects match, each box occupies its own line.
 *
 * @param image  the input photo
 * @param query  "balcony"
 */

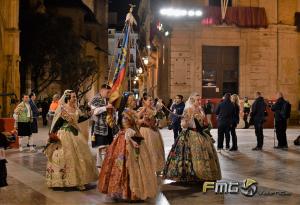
xmin=201 ymin=6 xmax=268 ymax=28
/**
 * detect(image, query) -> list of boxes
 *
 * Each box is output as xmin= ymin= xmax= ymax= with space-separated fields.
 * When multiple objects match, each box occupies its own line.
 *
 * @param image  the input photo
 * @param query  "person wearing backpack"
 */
xmin=271 ymin=92 xmax=291 ymax=150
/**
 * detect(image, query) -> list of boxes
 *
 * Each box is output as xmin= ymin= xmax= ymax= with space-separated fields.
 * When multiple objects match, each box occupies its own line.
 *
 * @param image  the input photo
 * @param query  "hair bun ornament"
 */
xmin=64 ymin=89 xmax=73 ymax=95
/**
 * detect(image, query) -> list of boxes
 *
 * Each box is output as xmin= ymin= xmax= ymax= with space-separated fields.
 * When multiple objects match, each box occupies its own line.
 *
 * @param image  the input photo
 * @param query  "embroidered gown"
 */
xmin=45 ymin=107 xmax=98 ymax=188
xmin=163 ymin=107 xmax=221 ymax=182
xmin=139 ymin=107 xmax=165 ymax=172
xmin=98 ymin=109 xmax=158 ymax=201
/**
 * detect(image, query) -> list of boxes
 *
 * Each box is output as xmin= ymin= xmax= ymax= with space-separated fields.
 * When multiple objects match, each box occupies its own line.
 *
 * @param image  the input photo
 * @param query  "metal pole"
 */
xmin=129 ymin=27 xmax=132 ymax=92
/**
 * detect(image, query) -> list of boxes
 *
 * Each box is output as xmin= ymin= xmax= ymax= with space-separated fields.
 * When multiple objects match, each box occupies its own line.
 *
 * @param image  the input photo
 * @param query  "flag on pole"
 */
xmin=109 ymin=24 xmax=131 ymax=104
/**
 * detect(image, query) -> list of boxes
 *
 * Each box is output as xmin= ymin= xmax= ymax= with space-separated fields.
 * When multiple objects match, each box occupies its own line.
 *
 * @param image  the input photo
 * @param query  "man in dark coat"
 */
xmin=251 ymin=92 xmax=267 ymax=150
xmin=41 ymin=98 xmax=50 ymax=126
xmin=271 ymin=92 xmax=289 ymax=149
xmin=215 ymin=93 xmax=235 ymax=151
xmin=29 ymin=92 xmax=41 ymax=151
xmin=29 ymin=93 xmax=39 ymax=134
xmin=170 ymin=95 xmax=185 ymax=142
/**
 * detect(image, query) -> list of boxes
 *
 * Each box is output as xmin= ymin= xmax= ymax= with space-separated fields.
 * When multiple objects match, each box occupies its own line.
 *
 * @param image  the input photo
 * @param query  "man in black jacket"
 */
xmin=251 ymin=92 xmax=267 ymax=151
xmin=216 ymin=93 xmax=235 ymax=151
xmin=271 ymin=92 xmax=289 ymax=149
xmin=170 ymin=95 xmax=185 ymax=142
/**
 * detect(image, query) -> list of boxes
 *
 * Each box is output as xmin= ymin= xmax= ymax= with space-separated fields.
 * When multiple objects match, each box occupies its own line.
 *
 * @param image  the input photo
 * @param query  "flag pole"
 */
xmin=106 ymin=4 xmax=137 ymax=130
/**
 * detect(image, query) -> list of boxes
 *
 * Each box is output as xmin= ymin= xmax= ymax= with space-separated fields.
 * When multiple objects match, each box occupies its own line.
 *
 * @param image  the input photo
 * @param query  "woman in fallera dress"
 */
xmin=163 ymin=93 xmax=222 ymax=182
xmin=138 ymin=95 xmax=165 ymax=173
xmin=45 ymin=90 xmax=98 ymax=190
xmin=98 ymin=93 xmax=157 ymax=201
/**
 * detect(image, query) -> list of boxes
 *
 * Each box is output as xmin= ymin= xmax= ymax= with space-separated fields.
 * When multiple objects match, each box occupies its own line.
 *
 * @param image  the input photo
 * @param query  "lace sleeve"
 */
xmin=125 ymin=128 xmax=136 ymax=140
xmin=60 ymin=108 xmax=70 ymax=121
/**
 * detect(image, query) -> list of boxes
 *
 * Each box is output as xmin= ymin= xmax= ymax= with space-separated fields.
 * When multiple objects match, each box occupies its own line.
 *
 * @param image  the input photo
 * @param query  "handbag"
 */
xmin=131 ymin=135 xmax=144 ymax=144
xmin=131 ymin=134 xmax=144 ymax=161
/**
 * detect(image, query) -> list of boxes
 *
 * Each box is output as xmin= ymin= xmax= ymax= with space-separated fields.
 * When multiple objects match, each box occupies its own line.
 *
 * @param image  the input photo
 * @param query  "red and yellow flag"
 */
xmin=109 ymin=24 xmax=131 ymax=105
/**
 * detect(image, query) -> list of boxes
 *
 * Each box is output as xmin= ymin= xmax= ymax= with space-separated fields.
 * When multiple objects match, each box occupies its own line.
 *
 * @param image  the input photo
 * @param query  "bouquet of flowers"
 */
xmin=48 ymin=132 xmax=60 ymax=143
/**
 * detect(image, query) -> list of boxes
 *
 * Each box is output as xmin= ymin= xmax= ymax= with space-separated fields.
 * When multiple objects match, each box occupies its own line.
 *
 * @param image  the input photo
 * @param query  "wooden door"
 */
xmin=202 ymin=46 xmax=239 ymax=98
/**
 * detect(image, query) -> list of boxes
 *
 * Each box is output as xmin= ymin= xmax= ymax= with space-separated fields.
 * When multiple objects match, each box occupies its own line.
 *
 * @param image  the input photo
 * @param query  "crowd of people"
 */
xmin=12 ymin=92 xmax=61 ymax=152
xmin=168 ymin=91 xmax=291 ymax=152
xmin=9 ymin=85 xmax=222 ymax=201
xmin=4 ymin=86 xmax=292 ymax=200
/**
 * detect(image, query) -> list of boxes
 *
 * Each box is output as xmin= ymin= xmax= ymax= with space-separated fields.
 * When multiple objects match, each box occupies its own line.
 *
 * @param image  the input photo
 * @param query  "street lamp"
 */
xmin=157 ymin=23 xmax=163 ymax=31
xmin=160 ymin=8 xmax=202 ymax=18
xmin=195 ymin=10 xmax=203 ymax=16
xmin=164 ymin=31 xmax=169 ymax=36
xmin=138 ymin=67 xmax=143 ymax=74
xmin=143 ymin=57 xmax=149 ymax=65
xmin=188 ymin=10 xmax=195 ymax=17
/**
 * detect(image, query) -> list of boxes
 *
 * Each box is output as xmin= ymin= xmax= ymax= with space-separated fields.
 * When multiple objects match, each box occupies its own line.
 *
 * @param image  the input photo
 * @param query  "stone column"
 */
xmin=0 ymin=0 xmax=20 ymax=116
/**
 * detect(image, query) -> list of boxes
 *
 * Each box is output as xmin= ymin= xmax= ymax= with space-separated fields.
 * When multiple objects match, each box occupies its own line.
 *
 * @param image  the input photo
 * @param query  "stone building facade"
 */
xmin=25 ymin=0 xmax=108 ymax=102
xmin=0 ymin=0 xmax=20 ymax=117
xmin=139 ymin=0 xmax=300 ymax=120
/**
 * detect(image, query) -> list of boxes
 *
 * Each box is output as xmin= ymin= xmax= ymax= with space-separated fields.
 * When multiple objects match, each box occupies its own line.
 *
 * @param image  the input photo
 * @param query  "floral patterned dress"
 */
xmin=163 ymin=107 xmax=221 ymax=182
xmin=45 ymin=107 xmax=98 ymax=187
xmin=98 ymin=109 xmax=158 ymax=201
